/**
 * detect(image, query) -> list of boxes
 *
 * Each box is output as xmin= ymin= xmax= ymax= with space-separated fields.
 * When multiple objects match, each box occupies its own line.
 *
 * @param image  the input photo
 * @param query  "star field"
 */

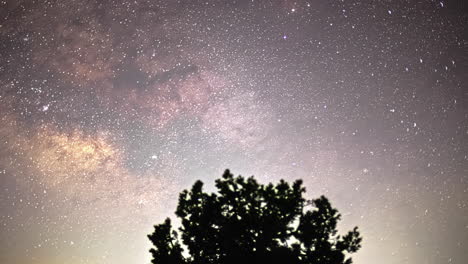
xmin=0 ymin=1 xmax=467 ymax=264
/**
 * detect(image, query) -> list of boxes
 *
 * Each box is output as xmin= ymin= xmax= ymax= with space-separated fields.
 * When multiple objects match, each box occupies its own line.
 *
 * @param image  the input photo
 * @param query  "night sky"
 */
xmin=1 ymin=1 xmax=467 ymax=263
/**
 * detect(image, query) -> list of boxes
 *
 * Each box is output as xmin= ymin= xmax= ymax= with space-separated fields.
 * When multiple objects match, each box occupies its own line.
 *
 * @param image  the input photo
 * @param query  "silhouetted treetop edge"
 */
xmin=148 ymin=169 xmax=362 ymax=264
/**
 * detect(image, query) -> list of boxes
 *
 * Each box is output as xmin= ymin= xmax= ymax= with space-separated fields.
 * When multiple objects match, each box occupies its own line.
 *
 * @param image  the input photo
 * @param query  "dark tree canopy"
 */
xmin=148 ymin=169 xmax=362 ymax=264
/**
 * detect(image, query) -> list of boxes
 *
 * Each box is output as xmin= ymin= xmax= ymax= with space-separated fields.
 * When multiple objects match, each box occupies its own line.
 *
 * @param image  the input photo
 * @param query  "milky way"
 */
xmin=1 ymin=1 xmax=467 ymax=264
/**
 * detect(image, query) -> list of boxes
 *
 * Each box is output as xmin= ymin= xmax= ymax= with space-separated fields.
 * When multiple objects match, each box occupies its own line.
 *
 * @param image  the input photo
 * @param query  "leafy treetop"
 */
xmin=148 ymin=169 xmax=362 ymax=264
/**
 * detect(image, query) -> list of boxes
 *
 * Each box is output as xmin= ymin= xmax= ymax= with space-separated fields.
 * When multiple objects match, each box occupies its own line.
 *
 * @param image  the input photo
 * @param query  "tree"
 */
xmin=148 ymin=169 xmax=362 ymax=264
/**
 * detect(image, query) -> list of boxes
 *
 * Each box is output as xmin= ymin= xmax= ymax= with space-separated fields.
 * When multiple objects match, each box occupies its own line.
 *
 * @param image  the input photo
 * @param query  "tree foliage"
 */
xmin=148 ymin=169 xmax=362 ymax=264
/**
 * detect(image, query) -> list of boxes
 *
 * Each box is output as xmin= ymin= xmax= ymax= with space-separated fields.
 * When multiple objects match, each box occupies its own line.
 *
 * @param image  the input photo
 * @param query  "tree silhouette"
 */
xmin=148 ymin=169 xmax=362 ymax=264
